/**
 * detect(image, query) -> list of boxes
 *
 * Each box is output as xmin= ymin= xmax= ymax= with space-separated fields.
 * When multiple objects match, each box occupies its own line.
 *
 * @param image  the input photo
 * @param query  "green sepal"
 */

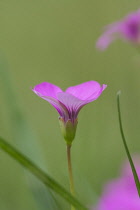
xmin=59 ymin=117 xmax=78 ymax=145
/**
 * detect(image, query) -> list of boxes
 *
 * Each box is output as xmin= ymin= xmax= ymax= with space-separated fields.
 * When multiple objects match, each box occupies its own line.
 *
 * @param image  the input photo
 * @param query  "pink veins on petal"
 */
xmin=32 ymin=81 xmax=107 ymax=122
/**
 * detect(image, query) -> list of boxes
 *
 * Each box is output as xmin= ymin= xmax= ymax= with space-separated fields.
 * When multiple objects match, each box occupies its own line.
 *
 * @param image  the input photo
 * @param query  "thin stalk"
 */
xmin=67 ymin=144 xmax=75 ymax=210
xmin=117 ymin=91 xmax=140 ymax=197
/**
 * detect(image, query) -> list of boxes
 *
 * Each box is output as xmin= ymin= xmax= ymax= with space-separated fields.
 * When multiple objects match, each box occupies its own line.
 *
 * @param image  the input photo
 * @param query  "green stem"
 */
xmin=117 ymin=91 xmax=140 ymax=197
xmin=67 ymin=144 xmax=75 ymax=210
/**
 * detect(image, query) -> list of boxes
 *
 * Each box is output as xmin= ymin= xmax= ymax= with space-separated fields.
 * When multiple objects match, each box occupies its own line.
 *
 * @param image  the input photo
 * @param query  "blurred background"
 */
xmin=1 ymin=0 xmax=140 ymax=209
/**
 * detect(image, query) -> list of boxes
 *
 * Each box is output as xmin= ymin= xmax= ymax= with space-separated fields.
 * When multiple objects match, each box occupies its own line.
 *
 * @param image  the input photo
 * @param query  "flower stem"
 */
xmin=67 ymin=144 xmax=75 ymax=210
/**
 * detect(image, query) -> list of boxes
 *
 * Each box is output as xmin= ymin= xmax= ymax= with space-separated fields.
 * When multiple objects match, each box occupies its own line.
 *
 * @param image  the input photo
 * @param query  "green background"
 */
xmin=1 ymin=0 xmax=140 ymax=209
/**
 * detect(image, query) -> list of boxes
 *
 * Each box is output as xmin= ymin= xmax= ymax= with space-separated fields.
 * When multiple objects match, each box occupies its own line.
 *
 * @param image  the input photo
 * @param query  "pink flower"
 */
xmin=95 ymin=179 xmax=140 ymax=210
xmin=93 ymin=157 xmax=140 ymax=210
xmin=32 ymin=81 xmax=107 ymax=144
xmin=96 ymin=9 xmax=140 ymax=50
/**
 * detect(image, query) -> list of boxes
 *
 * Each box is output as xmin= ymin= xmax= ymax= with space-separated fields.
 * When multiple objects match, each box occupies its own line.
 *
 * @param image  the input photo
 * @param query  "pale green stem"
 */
xmin=67 ymin=144 xmax=76 ymax=210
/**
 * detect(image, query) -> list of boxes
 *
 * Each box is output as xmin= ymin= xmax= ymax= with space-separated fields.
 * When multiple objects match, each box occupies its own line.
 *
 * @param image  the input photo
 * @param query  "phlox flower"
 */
xmin=32 ymin=81 xmax=107 ymax=144
xmin=96 ymin=9 xmax=140 ymax=50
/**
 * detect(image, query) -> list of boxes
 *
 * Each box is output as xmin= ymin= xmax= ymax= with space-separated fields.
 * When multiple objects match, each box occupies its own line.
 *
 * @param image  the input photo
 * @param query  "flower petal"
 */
xmin=33 ymin=92 xmax=64 ymax=116
xmin=96 ymin=22 xmax=121 ymax=50
xmin=32 ymin=82 xmax=62 ymax=99
xmin=57 ymin=92 xmax=86 ymax=118
xmin=32 ymin=81 xmax=107 ymax=122
xmin=32 ymin=83 xmax=67 ymax=117
xmin=66 ymin=81 xmax=107 ymax=101
xmin=121 ymin=12 xmax=140 ymax=41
